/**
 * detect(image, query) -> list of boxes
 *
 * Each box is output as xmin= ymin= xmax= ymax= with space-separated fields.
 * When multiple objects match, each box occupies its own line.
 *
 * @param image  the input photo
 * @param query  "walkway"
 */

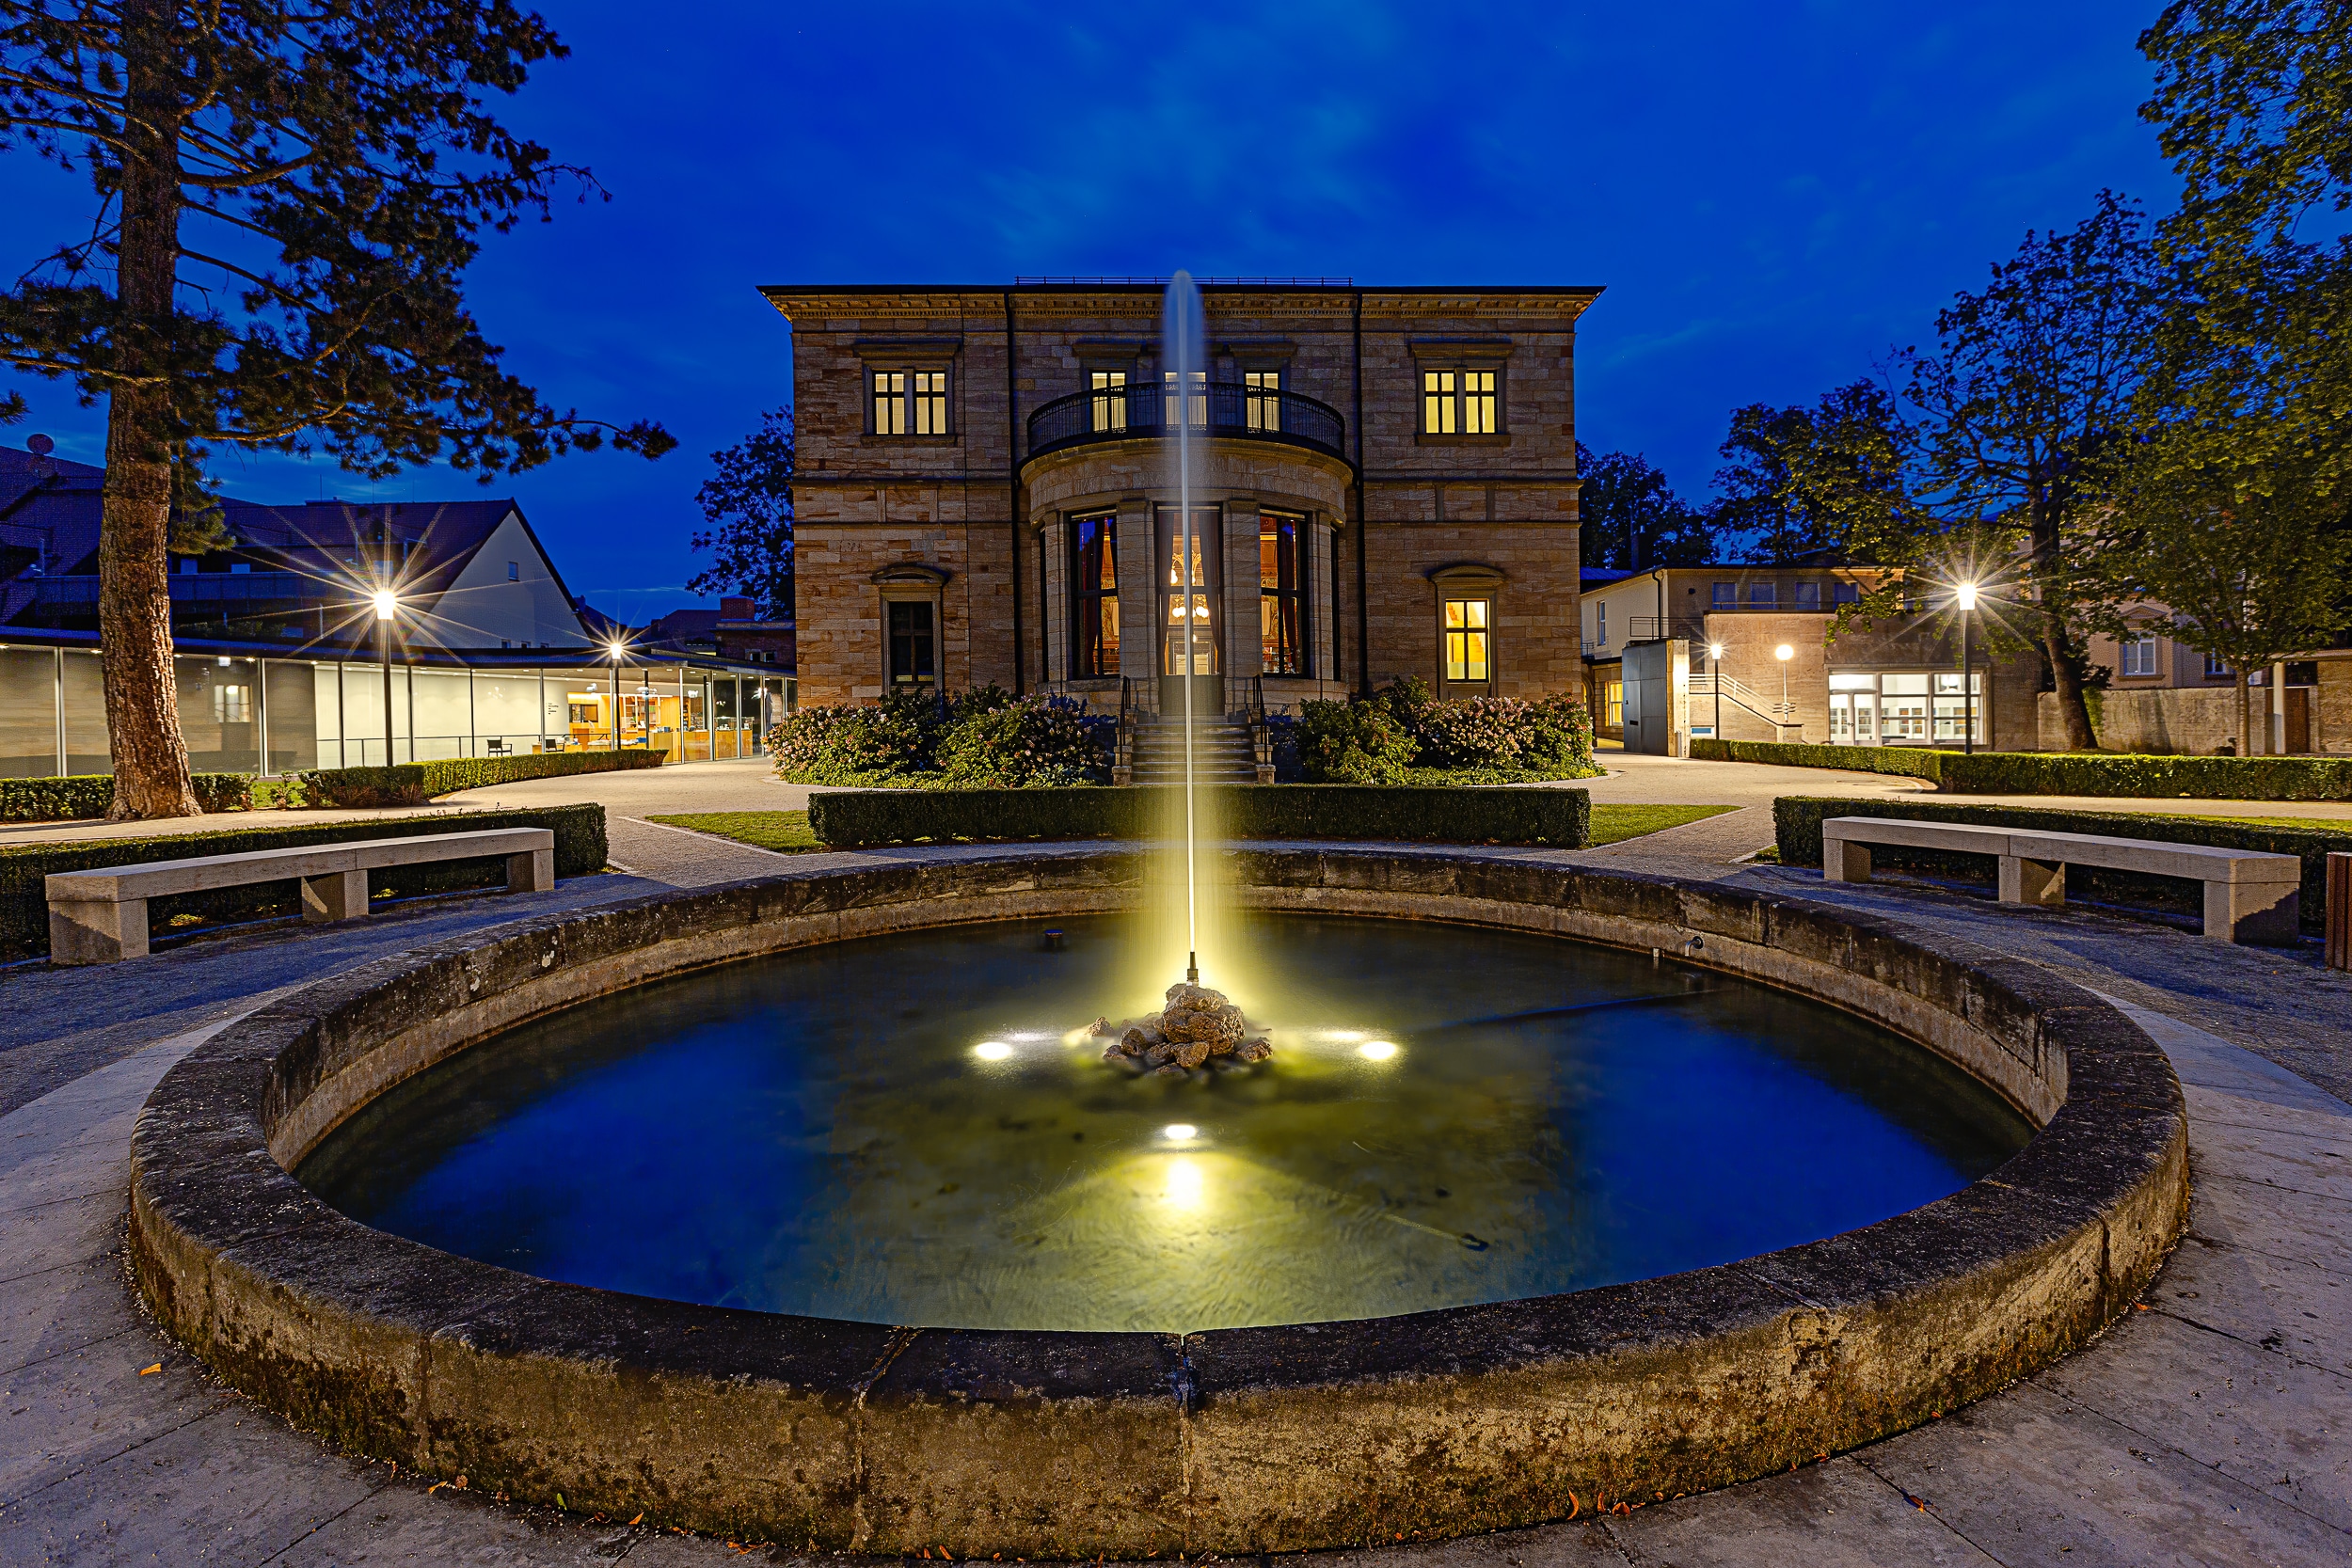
xmin=2 ymin=756 xmax=2348 ymax=1563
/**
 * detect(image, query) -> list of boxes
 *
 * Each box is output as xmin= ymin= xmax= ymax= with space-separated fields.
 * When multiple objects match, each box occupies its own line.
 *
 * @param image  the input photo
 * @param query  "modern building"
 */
xmin=641 ymin=597 xmax=796 ymax=670
xmin=0 ymin=440 xmax=790 ymax=778
xmin=1581 ymin=564 xmax=2041 ymax=754
xmin=761 ymin=279 xmax=1601 ymax=713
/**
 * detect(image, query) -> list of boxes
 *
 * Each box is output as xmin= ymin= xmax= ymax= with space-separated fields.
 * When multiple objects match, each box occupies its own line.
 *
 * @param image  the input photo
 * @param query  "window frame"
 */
xmin=1069 ymin=511 xmax=1120 ymax=679
xmin=1259 ymin=509 xmax=1310 ymax=677
xmin=1441 ymin=596 xmax=1491 ymax=684
xmin=1418 ymin=364 xmax=1504 ymax=439
xmin=866 ymin=363 xmax=954 ymax=439
xmin=2120 ymin=631 xmax=2160 ymax=679
xmin=886 ymin=600 xmax=936 ymax=689
xmin=1088 ymin=370 xmax=1129 ymax=434
xmin=1244 ymin=368 xmax=1282 ymax=433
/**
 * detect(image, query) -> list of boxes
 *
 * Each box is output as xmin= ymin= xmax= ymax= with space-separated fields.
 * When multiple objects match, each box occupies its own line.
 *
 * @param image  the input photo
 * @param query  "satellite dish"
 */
xmin=25 ymin=434 xmax=54 ymax=456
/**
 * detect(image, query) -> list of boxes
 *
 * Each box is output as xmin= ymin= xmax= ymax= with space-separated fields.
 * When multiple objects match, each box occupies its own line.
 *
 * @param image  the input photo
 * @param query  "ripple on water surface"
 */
xmin=297 ymin=913 xmax=2033 ymax=1332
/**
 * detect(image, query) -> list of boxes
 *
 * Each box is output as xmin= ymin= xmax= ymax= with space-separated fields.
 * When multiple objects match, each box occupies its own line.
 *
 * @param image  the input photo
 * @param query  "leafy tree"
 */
xmin=0 ymin=1 xmax=672 ymax=818
xmin=1574 ymin=443 xmax=1715 ymax=570
xmin=1709 ymin=380 xmax=1913 ymax=569
xmin=2111 ymin=439 xmax=2351 ymax=752
xmin=1892 ymin=191 xmax=2169 ymax=751
xmin=690 ymin=405 xmax=794 ymax=616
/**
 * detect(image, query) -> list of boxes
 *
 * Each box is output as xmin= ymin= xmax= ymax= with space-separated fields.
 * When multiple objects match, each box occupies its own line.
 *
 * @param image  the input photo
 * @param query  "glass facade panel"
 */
xmin=177 ymin=657 xmax=260 ymax=773
xmin=682 ymin=678 xmax=710 ymax=760
xmin=62 ymin=651 xmax=109 ymax=775
xmin=713 ymin=675 xmax=740 ymax=759
xmin=411 ymin=668 xmax=471 ymax=759
xmin=262 ymin=660 xmax=320 ymax=773
xmin=342 ymin=662 xmax=406 ymax=767
xmin=473 ymin=671 xmax=540 ymax=756
xmin=0 ymin=648 xmax=56 ymax=777
xmin=313 ymin=664 xmax=343 ymax=768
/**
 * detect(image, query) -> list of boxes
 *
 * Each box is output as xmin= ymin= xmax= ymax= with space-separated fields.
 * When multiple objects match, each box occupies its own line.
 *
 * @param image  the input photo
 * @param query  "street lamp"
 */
xmin=1953 ymin=581 xmax=1979 ymax=755
xmin=608 ymin=640 xmax=626 ymax=752
xmin=373 ymin=589 xmax=398 ymax=765
xmin=1708 ymin=641 xmax=1725 ymax=743
xmin=1774 ymin=643 xmax=1794 ymax=738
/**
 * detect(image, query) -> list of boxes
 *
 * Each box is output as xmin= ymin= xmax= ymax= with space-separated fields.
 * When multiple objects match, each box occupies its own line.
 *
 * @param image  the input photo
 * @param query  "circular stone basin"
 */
xmin=297 ymin=912 xmax=2032 ymax=1333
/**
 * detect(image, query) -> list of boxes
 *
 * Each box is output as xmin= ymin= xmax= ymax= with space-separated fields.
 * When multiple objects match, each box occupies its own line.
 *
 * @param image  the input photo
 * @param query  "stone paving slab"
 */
xmin=0 ymin=1256 xmax=134 ymax=1377
xmin=1591 ymin=1455 xmax=1999 ymax=1565
xmin=2153 ymin=1233 xmax=2352 ymax=1376
xmin=2192 ymin=1175 xmax=2352 ymax=1275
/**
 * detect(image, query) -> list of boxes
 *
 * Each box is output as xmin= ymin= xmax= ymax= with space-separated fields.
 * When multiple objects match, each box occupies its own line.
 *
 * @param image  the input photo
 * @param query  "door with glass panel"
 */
xmin=1879 ymin=674 xmax=1931 ymax=744
xmin=1155 ymin=505 xmax=1221 ymax=715
xmin=1828 ymin=692 xmax=1879 ymax=745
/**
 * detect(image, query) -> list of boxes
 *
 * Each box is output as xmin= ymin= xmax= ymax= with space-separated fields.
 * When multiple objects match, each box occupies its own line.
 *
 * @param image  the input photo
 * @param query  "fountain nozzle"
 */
xmin=1186 ymin=951 xmax=1200 ymax=985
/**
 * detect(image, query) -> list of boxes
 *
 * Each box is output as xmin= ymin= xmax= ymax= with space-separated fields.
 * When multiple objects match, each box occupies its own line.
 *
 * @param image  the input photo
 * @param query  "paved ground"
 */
xmin=4 ymin=753 xmax=2349 ymax=1564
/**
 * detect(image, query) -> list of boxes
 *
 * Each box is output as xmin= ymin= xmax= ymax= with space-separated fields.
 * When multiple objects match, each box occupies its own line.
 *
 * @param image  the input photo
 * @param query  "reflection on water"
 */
xmin=298 ymin=914 xmax=2033 ymax=1332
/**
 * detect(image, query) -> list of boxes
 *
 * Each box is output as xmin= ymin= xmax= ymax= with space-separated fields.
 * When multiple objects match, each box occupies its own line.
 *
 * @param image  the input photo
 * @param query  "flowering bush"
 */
xmin=770 ymin=688 xmax=1109 ymax=786
xmin=938 ymin=697 xmax=1113 ymax=786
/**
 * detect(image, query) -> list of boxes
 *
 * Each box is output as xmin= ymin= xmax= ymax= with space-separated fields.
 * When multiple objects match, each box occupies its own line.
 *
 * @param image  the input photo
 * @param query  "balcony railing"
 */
xmin=1024 ymin=381 xmax=1347 ymax=466
xmin=30 ymin=571 xmax=329 ymax=608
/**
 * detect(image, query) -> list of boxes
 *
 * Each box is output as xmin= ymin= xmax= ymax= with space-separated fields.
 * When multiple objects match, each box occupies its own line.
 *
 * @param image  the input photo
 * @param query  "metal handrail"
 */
xmin=1245 ymin=674 xmax=1272 ymax=768
xmin=1025 ymin=381 xmax=1347 ymax=466
xmin=1626 ymin=616 xmax=1708 ymax=643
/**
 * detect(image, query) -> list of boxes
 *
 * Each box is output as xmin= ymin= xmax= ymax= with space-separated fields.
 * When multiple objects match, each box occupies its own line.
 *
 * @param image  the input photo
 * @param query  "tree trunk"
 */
xmin=2238 ymin=669 xmax=2256 ymax=757
xmin=2041 ymin=612 xmax=2096 ymax=752
xmin=100 ymin=0 xmax=199 ymax=821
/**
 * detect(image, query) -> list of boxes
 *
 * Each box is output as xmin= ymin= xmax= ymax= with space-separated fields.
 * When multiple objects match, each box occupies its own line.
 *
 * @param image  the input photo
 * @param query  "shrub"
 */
xmin=936 ymin=696 xmax=1113 ymax=786
xmin=1771 ymin=795 xmax=2351 ymax=931
xmin=300 ymin=749 xmax=662 ymax=807
xmin=806 ymin=784 xmax=1591 ymax=849
xmin=768 ymin=689 xmax=945 ymax=784
xmin=1296 ymin=697 xmax=1419 ymax=784
xmin=1690 ymin=739 xmax=1952 ymax=781
xmin=0 ymin=772 xmax=259 ymax=823
xmin=0 ymin=803 xmax=608 ymax=959
xmin=1938 ymin=752 xmax=2352 ymax=800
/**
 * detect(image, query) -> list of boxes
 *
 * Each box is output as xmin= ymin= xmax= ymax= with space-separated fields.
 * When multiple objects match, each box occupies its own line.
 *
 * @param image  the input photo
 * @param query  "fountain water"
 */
xmin=1168 ymin=271 xmax=1204 ymax=988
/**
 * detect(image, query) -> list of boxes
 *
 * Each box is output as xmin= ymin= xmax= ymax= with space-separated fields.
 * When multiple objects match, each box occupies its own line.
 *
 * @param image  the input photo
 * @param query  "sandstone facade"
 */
xmin=761 ymin=283 xmax=1599 ymax=709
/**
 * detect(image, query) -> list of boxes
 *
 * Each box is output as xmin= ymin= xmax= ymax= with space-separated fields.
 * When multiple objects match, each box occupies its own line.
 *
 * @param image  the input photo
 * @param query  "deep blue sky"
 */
xmin=1 ymin=1 xmax=2176 ymax=618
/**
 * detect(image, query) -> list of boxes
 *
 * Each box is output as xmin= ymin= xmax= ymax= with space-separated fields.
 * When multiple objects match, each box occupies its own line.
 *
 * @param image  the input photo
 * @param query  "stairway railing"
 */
xmin=1689 ymin=673 xmax=1799 ymax=736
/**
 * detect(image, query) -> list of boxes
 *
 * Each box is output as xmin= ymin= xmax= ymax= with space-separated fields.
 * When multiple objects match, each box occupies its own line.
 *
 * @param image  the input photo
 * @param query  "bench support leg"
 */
xmin=1823 ymin=838 xmax=1871 ymax=883
xmin=49 ymin=898 xmax=146 ymax=965
xmin=301 ymin=870 xmax=370 ymax=924
xmin=506 ymin=848 xmax=554 ymax=895
xmin=2000 ymin=856 xmax=2065 ymax=907
xmin=2206 ymin=879 xmax=2300 ymax=945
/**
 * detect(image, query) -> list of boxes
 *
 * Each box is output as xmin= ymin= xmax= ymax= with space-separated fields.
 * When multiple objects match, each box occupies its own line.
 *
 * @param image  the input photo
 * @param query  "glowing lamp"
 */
xmin=1359 ymin=1040 xmax=1399 ymax=1061
xmin=1954 ymin=581 xmax=1979 ymax=611
xmin=1774 ymin=644 xmax=1794 ymax=662
xmin=372 ymin=589 xmax=397 ymax=621
xmin=1161 ymin=1123 xmax=1198 ymax=1142
xmin=972 ymin=1040 xmax=1012 ymax=1062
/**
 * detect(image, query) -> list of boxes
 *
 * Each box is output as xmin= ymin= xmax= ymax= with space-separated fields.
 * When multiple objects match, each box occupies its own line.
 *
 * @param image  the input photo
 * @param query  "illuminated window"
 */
xmin=211 ymin=684 xmax=250 ymax=723
xmin=1071 ymin=512 xmax=1120 ymax=677
xmin=1245 ymin=370 xmax=1282 ymax=432
xmin=1442 ymin=597 xmax=1490 ymax=683
xmin=888 ymin=601 xmax=935 ymax=687
xmin=1422 ymin=367 xmax=1499 ymax=435
xmin=1163 ymin=369 xmax=1206 ymax=428
xmin=1089 ymin=371 xmax=1127 ymax=433
xmin=1605 ymin=680 xmax=1624 ymax=729
xmin=1261 ymin=511 xmax=1307 ymax=676
xmin=870 ymin=368 xmax=949 ymax=436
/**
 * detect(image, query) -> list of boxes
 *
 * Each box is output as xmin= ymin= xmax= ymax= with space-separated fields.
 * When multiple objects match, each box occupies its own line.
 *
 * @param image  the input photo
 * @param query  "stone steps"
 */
xmin=1128 ymin=720 xmax=1259 ymax=783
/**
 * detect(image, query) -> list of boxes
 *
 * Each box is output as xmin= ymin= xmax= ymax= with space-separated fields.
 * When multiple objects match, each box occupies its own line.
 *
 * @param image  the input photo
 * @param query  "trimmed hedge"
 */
xmin=1937 ymin=752 xmax=2352 ymax=800
xmin=1772 ymin=795 xmax=2351 ymax=932
xmin=0 ymin=803 xmax=608 ymax=960
xmin=302 ymin=748 xmax=664 ymax=808
xmin=807 ymin=785 xmax=1592 ymax=849
xmin=1690 ymin=739 xmax=1954 ymax=781
xmin=1692 ymin=738 xmax=2352 ymax=800
xmin=1 ymin=772 xmax=257 ymax=823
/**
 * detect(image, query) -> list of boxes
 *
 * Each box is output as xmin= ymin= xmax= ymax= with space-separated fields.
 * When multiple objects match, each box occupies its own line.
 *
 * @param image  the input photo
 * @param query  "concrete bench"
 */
xmin=45 ymin=828 xmax=556 ymax=966
xmin=1822 ymin=816 xmax=2300 ymax=944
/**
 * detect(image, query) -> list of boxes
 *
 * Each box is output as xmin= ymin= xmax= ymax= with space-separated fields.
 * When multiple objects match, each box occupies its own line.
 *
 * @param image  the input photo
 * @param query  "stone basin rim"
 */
xmin=125 ymin=845 xmax=2190 ymax=1558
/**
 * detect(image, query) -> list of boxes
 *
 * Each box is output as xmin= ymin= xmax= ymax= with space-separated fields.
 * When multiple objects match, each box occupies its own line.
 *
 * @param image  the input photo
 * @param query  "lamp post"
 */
xmin=608 ymin=641 xmax=626 ymax=751
xmin=1954 ymin=580 xmax=1979 ymax=754
xmin=1774 ymin=643 xmax=1794 ymax=739
xmin=1708 ymin=641 xmax=1725 ymax=743
xmin=372 ymin=589 xmax=397 ymax=765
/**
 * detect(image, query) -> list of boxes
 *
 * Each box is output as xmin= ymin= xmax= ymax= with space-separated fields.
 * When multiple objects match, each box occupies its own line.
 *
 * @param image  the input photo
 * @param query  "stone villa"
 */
xmin=761 ymin=280 xmax=1600 ymax=714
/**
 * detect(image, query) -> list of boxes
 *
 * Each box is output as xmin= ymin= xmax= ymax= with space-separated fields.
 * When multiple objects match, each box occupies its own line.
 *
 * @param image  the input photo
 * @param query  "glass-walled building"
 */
xmin=0 ymin=635 xmax=794 ymax=779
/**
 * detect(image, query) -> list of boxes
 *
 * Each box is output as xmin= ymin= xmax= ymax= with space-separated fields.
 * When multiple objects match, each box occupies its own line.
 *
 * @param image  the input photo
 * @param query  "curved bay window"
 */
xmin=1260 ymin=510 xmax=1309 ymax=676
xmin=1070 ymin=512 xmax=1120 ymax=677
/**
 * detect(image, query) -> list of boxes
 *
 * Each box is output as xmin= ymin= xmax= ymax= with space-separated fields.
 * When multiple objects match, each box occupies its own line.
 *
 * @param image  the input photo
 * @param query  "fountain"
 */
xmin=123 ymin=270 xmax=2190 ymax=1556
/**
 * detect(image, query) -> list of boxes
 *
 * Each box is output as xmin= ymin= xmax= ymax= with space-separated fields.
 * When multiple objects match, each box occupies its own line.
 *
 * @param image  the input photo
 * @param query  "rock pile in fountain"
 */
xmin=1095 ymin=983 xmax=1273 ymax=1075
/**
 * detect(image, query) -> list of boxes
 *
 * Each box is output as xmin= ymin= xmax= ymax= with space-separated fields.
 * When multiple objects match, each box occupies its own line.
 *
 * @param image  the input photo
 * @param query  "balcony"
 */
xmin=1024 ymin=381 xmax=1347 ymax=467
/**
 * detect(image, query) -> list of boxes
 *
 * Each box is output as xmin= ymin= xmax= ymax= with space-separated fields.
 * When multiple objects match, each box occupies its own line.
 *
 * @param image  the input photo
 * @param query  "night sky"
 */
xmin=0 ymin=1 xmax=2174 ymax=621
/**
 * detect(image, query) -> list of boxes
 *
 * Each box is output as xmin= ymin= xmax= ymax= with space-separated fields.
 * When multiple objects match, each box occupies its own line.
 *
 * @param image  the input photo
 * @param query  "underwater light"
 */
xmin=1164 ymin=1157 xmax=1205 ymax=1208
xmin=973 ymin=1041 xmax=1013 ymax=1062
xmin=1359 ymin=1040 xmax=1400 ymax=1061
xmin=1162 ymin=1123 xmax=1198 ymax=1141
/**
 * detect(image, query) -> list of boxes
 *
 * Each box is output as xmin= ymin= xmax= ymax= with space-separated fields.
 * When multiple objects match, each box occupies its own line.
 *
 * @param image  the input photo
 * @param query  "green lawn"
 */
xmin=656 ymin=804 xmax=1737 ymax=854
xmin=646 ymin=810 xmax=821 ymax=851
xmin=1586 ymin=803 xmax=1740 ymax=847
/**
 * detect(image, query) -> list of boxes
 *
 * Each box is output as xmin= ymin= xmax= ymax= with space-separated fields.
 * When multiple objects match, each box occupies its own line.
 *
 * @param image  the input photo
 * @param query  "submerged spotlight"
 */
xmin=973 ymin=1040 xmax=1013 ymax=1062
xmin=1164 ymin=1156 xmax=1205 ymax=1208
xmin=1161 ymin=1123 xmax=1198 ymax=1142
xmin=1358 ymin=1040 xmax=1399 ymax=1061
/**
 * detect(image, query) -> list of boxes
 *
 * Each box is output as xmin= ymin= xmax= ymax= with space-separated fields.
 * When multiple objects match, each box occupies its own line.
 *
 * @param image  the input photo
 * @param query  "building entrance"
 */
xmin=1828 ymin=691 xmax=1879 ymax=746
xmin=1156 ymin=505 xmax=1222 ymax=715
